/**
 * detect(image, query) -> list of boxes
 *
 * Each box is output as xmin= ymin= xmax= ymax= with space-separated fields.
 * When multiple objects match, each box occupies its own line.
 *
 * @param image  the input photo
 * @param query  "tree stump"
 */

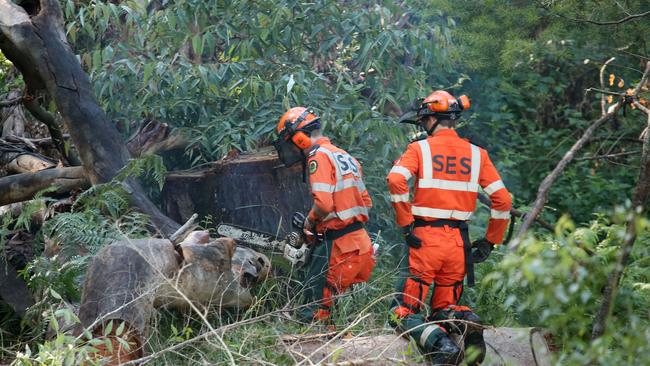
xmin=162 ymin=147 xmax=311 ymax=236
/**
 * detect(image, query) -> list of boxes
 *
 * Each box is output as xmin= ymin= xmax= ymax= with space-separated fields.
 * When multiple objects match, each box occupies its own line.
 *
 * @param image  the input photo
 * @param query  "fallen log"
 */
xmin=0 ymin=166 xmax=89 ymax=205
xmin=78 ymin=236 xmax=270 ymax=364
xmin=162 ymin=147 xmax=311 ymax=237
xmin=282 ymin=328 xmax=552 ymax=366
xmin=0 ymin=139 xmax=57 ymax=175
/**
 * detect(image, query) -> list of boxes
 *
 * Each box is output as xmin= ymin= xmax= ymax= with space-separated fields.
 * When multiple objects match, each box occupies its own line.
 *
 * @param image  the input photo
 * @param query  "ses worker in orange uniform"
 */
xmin=273 ymin=107 xmax=375 ymax=322
xmin=386 ymin=91 xmax=512 ymax=365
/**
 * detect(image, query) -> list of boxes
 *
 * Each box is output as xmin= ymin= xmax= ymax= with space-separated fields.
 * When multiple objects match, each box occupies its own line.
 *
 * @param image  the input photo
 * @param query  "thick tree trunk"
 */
xmin=0 ymin=166 xmax=88 ymax=205
xmin=0 ymin=0 xmax=179 ymax=236
xmin=162 ymin=147 xmax=311 ymax=237
xmin=78 ymin=237 xmax=270 ymax=365
xmin=282 ymin=328 xmax=552 ymax=366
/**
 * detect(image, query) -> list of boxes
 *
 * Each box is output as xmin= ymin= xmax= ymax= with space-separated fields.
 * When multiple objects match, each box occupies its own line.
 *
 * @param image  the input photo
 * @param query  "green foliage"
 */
xmin=0 ymin=51 xmax=22 ymax=95
xmin=10 ymin=297 xmax=125 ymax=366
xmin=468 ymin=212 xmax=650 ymax=364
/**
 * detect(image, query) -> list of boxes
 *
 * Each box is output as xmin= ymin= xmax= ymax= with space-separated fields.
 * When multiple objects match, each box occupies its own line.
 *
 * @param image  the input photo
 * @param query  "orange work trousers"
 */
xmin=302 ymin=228 xmax=375 ymax=321
xmin=395 ymin=224 xmax=466 ymax=316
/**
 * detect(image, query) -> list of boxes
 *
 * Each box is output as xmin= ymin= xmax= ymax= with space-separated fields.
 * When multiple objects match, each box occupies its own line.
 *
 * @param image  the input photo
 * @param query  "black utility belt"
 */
xmin=413 ymin=218 xmax=468 ymax=230
xmin=322 ymin=221 xmax=364 ymax=241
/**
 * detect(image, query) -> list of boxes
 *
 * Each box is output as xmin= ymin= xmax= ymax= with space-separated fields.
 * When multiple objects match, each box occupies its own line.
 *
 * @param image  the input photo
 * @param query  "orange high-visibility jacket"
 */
xmin=307 ymin=137 xmax=372 ymax=242
xmin=387 ymin=129 xmax=512 ymax=244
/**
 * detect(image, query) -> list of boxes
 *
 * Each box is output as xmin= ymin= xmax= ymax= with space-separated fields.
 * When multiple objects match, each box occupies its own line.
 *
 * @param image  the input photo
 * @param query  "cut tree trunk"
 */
xmin=0 ymin=0 xmax=179 ymax=236
xmin=78 ymin=237 xmax=270 ymax=365
xmin=282 ymin=328 xmax=552 ymax=366
xmin=0 ymin=166 xmax=89 ymax=205
xmin=162 ymin=147 xmax=311 ymax=237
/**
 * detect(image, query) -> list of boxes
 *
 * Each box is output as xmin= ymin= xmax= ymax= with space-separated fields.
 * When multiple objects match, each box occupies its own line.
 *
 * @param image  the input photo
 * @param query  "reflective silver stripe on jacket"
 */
xmin=470 ymin=144 xmax=481 ymax=185
xmin=418 ymin=178 xmax=479 ymax=192
xmin=411 ymin=206 xmax=474 ymax=220
xmin=323 ymin=205 xmax=369 ymax=222
xmin=490 ymin=209 xmax=511 ymax=219
xmin=390 ymin=165 xmax=412 ymax=180
xmin=483 ymin=180 xmax=505 ymax=196
xmin=390 ymin=193 xmax=410 ymax=202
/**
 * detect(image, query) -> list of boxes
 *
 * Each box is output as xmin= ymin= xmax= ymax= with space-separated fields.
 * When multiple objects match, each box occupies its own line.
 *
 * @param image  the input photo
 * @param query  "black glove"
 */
xmin=471 ymin=238 xmax=494 ymax=263
xmin=402 ymin=223 xmax=422 ymax=249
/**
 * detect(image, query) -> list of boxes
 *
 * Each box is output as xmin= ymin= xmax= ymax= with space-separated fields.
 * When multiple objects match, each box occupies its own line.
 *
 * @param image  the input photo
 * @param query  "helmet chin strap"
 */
xmin=420 ymin=118 xmax=440 ymax=136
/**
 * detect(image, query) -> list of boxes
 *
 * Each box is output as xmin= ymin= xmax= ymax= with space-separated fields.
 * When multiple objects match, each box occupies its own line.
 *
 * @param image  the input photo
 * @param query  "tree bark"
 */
xmin=162 ymin=147 xmax=312 ymax=237
xmin=0 ymin=0 xmax=179 ymax=236
xmin=0 ymin=166 xmax=89 ymax=205
xmin=1 ymin=90 xmax=26 ymax=137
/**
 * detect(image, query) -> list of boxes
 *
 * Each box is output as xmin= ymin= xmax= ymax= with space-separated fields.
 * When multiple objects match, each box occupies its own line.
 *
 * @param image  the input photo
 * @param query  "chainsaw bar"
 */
xmin=217 ymin=223 xmax=311 ymax=268
xmin=216 ymin=223 xmax=284 ymax=252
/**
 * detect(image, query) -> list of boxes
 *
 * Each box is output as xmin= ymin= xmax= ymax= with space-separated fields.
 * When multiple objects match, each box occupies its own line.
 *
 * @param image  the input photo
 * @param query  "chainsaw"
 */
xmin=216 ymin=213 xmax=313 ymax=268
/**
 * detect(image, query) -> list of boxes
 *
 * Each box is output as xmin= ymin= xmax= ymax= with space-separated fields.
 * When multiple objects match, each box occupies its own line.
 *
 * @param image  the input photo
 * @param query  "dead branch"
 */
xmin=599 ymin=57 xmax=616 ymax=116
xmin=569 ymin=10 xmax=650 ymax=26
xmin=575 ymin=150 xmax=641 ymax=161
xmin=169 ymin=213 xmax=199 ymax=245
xmin=477 ymin=193 xmax=554 ymax=232
xmin=0 ymin=96 xmax=22 ymax=107
xmin=0 ymin=166 xmax=89 ymax=205
xmin=510 ymin=61 xmax=650 ymax=251
xmin=22 ymin=95 xmax=81 ymax=166
xmin=592 ymin=95 xmax=650 ymax=339
xmin=585 ymin=88 xmax=626 ymax=97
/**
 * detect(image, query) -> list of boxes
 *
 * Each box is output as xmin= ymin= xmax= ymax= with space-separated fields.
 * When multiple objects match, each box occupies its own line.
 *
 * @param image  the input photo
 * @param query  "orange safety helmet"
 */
xmin=277 ymin=107 xmax=321 ymax=149
xmin=398 ymin=90 xmax=470 ymax=125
